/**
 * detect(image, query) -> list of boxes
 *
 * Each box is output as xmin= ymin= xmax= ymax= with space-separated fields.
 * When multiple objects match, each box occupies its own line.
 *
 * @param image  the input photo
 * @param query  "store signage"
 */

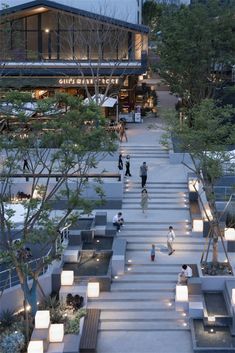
xmin=58 ymin=77 xmax=119 ymax=85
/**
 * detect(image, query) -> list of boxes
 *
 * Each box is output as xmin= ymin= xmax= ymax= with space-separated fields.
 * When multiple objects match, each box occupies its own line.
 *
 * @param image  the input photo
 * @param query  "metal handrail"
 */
xmin=0 ymin=254 xmax=50 ymax=292
xmin=214 ymin=186 xmax=235 ymax=201
xmin=0 ymin=224 xmax=71 ymax=292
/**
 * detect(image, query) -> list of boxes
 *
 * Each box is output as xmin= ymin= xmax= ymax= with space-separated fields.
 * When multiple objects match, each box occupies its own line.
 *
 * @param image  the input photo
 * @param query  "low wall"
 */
xmin=112 ymin=239 xmax=126 ymax=276
xmin=9 ymin=179 xmax=123 ymax=208
xmin=198 ymin=266 xmax=233 ymax=291
xmin=169 ymin=150 xmax=192 ymax=165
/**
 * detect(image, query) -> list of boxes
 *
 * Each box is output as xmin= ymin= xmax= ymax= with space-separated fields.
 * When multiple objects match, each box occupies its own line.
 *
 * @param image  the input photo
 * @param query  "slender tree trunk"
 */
xmin=203 ymin=182 xmax=220 ymax=265
xmin=21 ymin=279 xmax=38 ymax=317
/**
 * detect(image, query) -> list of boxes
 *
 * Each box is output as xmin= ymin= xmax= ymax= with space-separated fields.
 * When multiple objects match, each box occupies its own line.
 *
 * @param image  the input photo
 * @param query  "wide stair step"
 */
xmin=100 ymin=310 xmax=185 ymax=321
xmin=113 ymin=274 xmax=178 ymax=281
xmin=88 ymin=300 xmax=176 ymax=310
xmin=126 ymin=243 xmax=204 ymax=251
xmin=99 ymin=320 xmax=189 ymax=331
xmin=89 ymin=291 xmax=174 ymax=301
xmin=110 ymin=282 xmax=175 ymax=291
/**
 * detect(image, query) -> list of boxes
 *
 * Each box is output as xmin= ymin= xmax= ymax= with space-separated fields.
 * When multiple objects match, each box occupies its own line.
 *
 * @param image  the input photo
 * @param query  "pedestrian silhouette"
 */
xmin=23 ymin=159 xmax=30 ymax=172
xmin=139 ymin=161 xmax=148 ymax=188
xmin=125 ymin=155 xmax=131 ymax=176
xmin=118 ymin=154 xmax=123 ymax=170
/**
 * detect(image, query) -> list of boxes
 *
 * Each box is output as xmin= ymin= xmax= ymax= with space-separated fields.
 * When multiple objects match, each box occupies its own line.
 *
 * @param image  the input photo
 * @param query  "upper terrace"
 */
xmin=0 ymin=0 xmax=148 ymax=79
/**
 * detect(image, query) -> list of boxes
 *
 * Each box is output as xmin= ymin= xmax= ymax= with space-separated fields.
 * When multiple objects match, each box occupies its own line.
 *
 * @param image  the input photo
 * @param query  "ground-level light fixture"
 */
xmin=88 ymin=282 xmax=100 ymax=298
xmin=49 ymin=324 xmax=64 ymax=343
xmin=27 ymin=340 xmax=43 ymax=353
xmin=176 ymin=285 xmax=188 ymax=302
xmin=61 ymin=270 xmax=74 ymax=286
xmin=35 ymin=310 xmax=50 ymax=329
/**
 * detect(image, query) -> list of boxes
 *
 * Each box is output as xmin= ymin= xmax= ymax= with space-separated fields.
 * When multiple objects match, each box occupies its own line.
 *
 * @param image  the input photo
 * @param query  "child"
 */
xmin=150 ymin=244 xmax=155 ymax=261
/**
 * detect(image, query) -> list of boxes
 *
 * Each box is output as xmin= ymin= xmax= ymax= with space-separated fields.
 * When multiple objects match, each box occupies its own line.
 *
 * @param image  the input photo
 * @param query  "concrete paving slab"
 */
xmin=97 ymin=331 xmax=193 ymax=353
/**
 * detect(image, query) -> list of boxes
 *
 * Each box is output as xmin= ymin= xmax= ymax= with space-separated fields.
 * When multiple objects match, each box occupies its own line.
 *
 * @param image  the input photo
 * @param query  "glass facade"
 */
xmin=0 ymin=9 xmax=145 ymax=61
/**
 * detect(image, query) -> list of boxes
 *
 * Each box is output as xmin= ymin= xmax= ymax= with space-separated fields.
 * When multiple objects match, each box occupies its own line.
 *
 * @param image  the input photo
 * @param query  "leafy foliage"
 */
xmin=157 ymin=0 xmax=235 ymax=111
xmin=164 ymin=99 xmax=235 ymax=266
xmin=0 ymin=331 xmax=25 ymax=353
xmin=0 ymin=310 xmax=16 ymax=329
xmin=0 ymin=92 xmax=117 ymax=315
xmin=65 ymin=309 xmax=87 ymax=334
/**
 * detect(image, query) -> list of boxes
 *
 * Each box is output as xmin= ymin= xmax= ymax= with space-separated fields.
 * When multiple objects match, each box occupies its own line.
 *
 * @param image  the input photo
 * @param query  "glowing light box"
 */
xmin=35 ymin=310 xmax=50 ymax=329
xmin=49 ymin=324 xmax=64 ymax=343
xmin=88 ymin=282 xmax=100 ymax=298
xmin=61 ymin=270 xmax=74 ymax=286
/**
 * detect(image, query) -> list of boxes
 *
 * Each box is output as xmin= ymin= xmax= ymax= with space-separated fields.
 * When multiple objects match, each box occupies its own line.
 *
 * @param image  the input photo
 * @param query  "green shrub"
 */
xmin=0 ymin=331 xmax=25 ymax=353
xmin=39 ymin=295 xmax=60 ymax=310
xmin=0 ymin=310 xmax=16 ymax=329
xmin=65 ymin=309 xmax=86 ymax=334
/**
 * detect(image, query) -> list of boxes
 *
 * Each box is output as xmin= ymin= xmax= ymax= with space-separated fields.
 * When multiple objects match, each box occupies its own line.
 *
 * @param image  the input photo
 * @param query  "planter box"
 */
xmin=64 ymin=317 xmax=85 ymax=353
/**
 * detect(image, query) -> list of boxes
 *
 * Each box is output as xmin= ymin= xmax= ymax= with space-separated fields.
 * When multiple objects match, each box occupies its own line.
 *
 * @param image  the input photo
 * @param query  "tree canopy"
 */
xmin=0 ymin=92 xmax=116 ymax=315
xmin=156 ymin=0 xmax=235 ymax=110
xmin=164 ymin=99 xmax=235 ymax=267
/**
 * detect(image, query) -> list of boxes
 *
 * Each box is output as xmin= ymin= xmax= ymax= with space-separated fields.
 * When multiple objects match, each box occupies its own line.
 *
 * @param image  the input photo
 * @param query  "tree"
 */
xmin=142 ymin=0 xmax=163 ymax=40
xmin=0 ymin=92 xmax=116 ymax=316
xmin=163 ymin=99 xmax=235 ymax=271
xmin=158 ymin=0 xmax=235 ymax=117
xmin=56 ymin=11 xmax=146 ymax=105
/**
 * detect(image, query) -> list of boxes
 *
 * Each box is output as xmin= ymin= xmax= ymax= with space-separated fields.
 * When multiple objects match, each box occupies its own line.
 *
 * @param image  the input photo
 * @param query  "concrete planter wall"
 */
xmin=0 ymin=271 xmax=52 ymax=314
xmin=198 ymin=266 xmax=233 ymax=291
xmin=111 ymin=238 xmax=127 ymax=276
xmin=8 ymin=180 xmax=123 ymax=206
xmin=168 ymin=139 xmax=192 ymax=164
xmin=169 ymin=150 xmax=192 ymax=165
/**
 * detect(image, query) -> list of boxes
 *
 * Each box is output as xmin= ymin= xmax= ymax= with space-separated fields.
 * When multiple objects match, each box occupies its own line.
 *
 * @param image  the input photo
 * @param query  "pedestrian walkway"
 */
xmin=88 ymin=117 xmax=199 ymax=353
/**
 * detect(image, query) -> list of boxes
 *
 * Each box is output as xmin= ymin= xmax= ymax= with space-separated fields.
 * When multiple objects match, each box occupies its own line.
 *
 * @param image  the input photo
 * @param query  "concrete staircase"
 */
xmin=88 ymin=141 xmax=196 ymax=353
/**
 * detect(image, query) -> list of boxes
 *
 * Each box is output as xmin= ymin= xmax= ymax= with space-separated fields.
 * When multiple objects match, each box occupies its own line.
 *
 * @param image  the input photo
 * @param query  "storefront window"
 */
xmin=0 ymin=9 xmax=140 ymax=62
xmin=26 ymin=15 xmax=38 ymax=30
xmin=27 ymin=31 xmax=38 ymax=59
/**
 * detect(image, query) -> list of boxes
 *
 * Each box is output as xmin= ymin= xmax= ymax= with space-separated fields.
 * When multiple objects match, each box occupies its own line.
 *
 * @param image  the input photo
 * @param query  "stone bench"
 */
xmin=95 ymin=212 xmax=107 ymax=226
xmin=105 ymin=222 xmax=117 ymax=236
xmin=112 ymin=239 xmax=126 ymax=276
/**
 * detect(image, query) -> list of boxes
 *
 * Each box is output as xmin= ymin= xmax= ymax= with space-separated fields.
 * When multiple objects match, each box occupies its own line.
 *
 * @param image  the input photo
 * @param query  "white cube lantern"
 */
xmin=208 ymin=316 xmax=215 ymax=322
xmin=189 ymin=179 xmax=199 ymax=192
xmin=232 ymin=289 xmax=235 ymax=305
xmin=27 ymin=340 xmax=43 ymax=353
xmin=176 ymin=285 xmax=188 ymax=302
xmin=35 ymin=310 xmax=50 ymax=329
xmin=224 ymin=228 xmax=235 ymax=241
xmin=61 ymin=270 xmax=74 ymax=286
xmin=49 ymin=324 xmax=64 ymax=343
xmin=87 ymin=282 xmax=100 ymax=298
xmin=193 ymin=219 xmax=203 ymax=232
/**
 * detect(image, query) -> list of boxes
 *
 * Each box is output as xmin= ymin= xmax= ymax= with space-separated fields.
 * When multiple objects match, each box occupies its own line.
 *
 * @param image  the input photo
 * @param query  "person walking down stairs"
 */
xmin=140 ymin=188 xmax=150 ymax=214
xmin=167 ymin=226 xmax=176 ymax=255
xmin=125 ymin=155 xmax=131 ymax=177
xmin=139 ymin=162 xmax=148 ymax=188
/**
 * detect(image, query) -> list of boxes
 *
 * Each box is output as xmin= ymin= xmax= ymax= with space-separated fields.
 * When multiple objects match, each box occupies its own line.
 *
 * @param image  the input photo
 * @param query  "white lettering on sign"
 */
xmin=58 ymin=78 xmax=119 ymax=85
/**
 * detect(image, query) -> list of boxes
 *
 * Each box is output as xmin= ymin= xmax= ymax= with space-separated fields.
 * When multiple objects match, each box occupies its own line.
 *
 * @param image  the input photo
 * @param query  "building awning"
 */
xmin=84 ymin=94 xmax=117 ymax=108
